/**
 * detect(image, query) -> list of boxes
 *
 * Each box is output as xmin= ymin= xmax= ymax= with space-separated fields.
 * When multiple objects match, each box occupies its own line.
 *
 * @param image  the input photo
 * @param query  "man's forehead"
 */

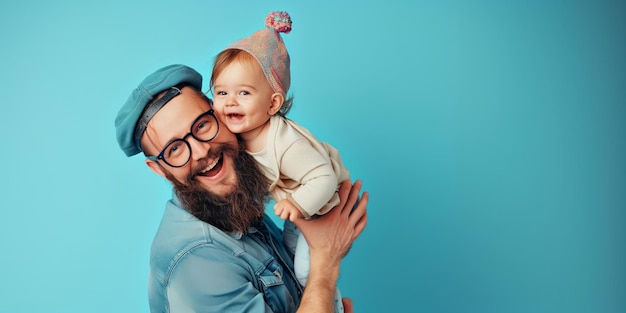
xmin=144 ymin=90 xmax=209 ymax=145
xmin=157 ymin=91 xmax=205 ymax=122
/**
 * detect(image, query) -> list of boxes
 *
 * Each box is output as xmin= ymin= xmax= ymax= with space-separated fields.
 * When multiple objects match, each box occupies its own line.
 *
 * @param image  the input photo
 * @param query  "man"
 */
xmin=115 ymin=64 xmax=368 ymax=313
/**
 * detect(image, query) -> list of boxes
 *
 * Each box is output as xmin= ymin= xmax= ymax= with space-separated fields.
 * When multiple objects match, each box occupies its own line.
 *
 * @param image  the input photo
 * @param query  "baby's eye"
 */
xmin=215 ymin=91 xmax=227 ymax=96
xmin=239 ymin=90 xmax=250 ymax=95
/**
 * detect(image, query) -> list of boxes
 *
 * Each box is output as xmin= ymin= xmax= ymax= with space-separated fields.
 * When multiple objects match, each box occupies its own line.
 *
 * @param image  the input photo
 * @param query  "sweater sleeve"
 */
xmin=278 ymin=138 xmax=339 ymax=217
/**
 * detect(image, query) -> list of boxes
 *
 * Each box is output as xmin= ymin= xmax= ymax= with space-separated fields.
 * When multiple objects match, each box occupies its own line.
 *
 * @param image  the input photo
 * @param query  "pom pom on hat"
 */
xmin=226 ymin=11 xmax=292 ymax=95
xmin=265 ymin=11 xmax=292 ymax=34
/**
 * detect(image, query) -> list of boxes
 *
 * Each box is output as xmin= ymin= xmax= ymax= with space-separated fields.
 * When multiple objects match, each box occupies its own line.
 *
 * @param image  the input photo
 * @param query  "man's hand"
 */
xmin=293 ymin=179 xmax=368 ymax=270
xmin=293 ymin=180 xmax=368 ymax=313
xmin=343 ymin=297 xmax=354 ymax=313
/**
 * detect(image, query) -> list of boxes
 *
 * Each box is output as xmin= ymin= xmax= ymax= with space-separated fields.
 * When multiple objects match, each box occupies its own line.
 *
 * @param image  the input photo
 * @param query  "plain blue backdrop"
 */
xmin=1 ymin=1 xmax=624 ymax=312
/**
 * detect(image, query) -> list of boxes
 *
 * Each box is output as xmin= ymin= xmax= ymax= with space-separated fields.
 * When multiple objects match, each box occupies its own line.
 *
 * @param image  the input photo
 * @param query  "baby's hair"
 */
xmin=210 ymin=49 xmax=293 ymax=117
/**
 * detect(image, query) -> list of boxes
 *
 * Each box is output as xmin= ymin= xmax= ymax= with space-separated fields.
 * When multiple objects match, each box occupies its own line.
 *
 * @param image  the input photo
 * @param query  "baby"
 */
xmin=210 ymin=11 xmax=351 ymax=313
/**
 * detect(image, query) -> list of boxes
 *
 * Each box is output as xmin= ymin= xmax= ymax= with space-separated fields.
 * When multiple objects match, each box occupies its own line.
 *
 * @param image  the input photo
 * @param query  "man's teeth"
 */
xmin=200 ymin=157 xmax=219 ymax=174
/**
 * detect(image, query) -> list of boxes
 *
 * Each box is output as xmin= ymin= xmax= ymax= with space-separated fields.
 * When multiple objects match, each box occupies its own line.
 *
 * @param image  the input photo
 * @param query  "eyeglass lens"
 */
xmin=161 ymin=112 xmax=218 ymax=167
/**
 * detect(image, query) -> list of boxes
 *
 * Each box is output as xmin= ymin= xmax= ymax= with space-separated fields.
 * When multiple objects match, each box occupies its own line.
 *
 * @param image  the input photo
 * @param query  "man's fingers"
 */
xmin=336 ymin=180 xmax=352 ymax=213
xmin=341 ymin=180 xmax=362 ymax=218
xmin=351 ymin=191 xmax=368 ymax=237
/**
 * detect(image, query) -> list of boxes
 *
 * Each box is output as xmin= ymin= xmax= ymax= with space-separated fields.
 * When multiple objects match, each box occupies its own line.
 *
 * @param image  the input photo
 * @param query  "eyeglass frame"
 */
xmin=145 ymin=109 xmax=220 ymax=168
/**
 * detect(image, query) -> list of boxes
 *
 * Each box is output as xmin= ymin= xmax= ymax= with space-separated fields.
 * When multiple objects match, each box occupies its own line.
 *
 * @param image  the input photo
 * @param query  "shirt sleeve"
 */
xmin=279 ymin=138 xmax=338 ymax=217
xmin=166 ymin=245 xmax=274 ymax=313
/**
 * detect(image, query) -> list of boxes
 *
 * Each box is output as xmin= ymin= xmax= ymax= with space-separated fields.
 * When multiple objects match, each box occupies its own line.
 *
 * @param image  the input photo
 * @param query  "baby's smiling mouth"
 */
xmin=227 ymin=113 xmax=244 ymax=120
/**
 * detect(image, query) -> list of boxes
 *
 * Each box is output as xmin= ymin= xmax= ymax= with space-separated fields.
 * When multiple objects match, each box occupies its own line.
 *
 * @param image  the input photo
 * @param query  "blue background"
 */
xmin=1 ymin=1 xmax=624 ymax=312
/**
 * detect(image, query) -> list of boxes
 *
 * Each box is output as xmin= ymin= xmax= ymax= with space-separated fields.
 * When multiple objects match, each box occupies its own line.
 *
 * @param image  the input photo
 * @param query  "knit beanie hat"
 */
xmin=226 ymin=11 xmax=292 ymax=95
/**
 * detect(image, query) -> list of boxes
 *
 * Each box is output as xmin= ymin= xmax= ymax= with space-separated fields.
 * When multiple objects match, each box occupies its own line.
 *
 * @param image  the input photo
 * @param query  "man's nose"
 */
xmin=189 ymin=137 xmax=210 ymax=161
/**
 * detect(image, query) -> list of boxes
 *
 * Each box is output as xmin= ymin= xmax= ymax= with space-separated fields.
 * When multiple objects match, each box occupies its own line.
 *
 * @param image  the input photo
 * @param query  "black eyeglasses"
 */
xmin=146 ymin=109 xmax=219 ymax=168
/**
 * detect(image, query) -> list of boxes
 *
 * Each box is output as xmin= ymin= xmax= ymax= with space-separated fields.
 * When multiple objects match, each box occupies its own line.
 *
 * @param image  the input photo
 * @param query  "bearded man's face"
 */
xmin=141 ymin=87 xmax=270 ymax=232
xmin=142 ymin=88 xmax=242 ymax=198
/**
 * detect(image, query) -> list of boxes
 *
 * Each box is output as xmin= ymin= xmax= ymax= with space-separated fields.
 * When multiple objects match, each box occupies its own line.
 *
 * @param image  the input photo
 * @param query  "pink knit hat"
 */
xmin=227 ymin=11 xmax=292 ymax=95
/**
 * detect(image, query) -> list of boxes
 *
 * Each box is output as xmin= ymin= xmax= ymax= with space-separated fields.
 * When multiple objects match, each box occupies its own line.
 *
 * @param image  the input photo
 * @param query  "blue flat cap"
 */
xmin=115 ymin=64 xmax=202 ymax=157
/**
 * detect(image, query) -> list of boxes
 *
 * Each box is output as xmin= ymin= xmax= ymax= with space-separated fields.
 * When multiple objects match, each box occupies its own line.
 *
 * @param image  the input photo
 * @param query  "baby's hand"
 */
xmin=273 ymin=199 xmax=301 ymax=222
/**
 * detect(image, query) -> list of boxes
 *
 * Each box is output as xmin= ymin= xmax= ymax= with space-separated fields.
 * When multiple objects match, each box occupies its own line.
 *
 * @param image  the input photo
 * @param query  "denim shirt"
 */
xmin=148 ymin=193 xmax=303 ymax=312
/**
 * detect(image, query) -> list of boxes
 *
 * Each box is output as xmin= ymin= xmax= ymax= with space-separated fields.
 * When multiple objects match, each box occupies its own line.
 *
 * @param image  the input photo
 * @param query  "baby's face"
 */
xmin=212 ymin=58 xmax=280 ymax=137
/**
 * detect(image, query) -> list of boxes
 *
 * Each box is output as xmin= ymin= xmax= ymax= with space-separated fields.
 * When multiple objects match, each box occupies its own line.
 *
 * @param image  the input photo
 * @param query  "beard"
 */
xmin=162 ymin=141 xmax=270 ymax=233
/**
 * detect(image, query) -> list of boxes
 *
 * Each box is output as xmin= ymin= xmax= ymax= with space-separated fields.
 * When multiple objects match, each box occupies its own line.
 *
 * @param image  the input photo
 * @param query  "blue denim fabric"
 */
xmin=148 ymin=192 xmax=303 ymax=312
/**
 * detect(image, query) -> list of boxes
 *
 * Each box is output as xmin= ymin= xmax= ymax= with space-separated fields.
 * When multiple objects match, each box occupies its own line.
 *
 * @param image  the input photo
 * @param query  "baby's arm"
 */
xmin=274 ymin=198 xmax=302 ymax=222
xmin=280 ymin=138 xmax=339 ymax=217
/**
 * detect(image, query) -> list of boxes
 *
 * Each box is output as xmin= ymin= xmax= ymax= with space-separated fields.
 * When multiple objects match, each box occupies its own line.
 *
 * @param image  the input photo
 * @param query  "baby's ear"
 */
xmin=268 ymin=93 xmax=284 ymax=115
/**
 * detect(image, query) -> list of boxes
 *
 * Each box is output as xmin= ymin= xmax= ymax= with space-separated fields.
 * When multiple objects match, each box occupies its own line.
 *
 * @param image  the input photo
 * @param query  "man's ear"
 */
xmin=268 ymin=93 xmax=284 ymax=116
xmin=145 ymin=158 xmax=166 ymax=179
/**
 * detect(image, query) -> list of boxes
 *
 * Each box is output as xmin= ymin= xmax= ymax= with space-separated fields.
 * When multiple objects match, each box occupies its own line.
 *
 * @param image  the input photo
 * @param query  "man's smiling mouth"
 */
xmin=197 ymin=152 xmax=224 ymax=177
